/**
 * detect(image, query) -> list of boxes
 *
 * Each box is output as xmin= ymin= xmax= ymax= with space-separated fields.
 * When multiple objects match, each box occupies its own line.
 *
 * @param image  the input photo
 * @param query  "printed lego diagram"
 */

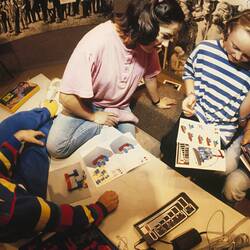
xmin=82 ymin=133 xmax=149 ymax=186
xmin=176 ymin=118 xmax=225 ymax=171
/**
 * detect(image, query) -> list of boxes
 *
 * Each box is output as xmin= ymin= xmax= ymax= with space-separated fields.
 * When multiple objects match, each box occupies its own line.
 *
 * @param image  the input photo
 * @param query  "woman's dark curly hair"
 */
xmin=113 ymin=0 xmax=184 ymax=48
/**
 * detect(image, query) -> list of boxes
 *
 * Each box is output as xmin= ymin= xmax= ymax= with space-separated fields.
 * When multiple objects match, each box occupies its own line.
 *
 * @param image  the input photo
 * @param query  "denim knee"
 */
xmin=46 ymin=139 xmax=71 ymax=159
xmin=46 ymin=118 xmax=102 ymax=158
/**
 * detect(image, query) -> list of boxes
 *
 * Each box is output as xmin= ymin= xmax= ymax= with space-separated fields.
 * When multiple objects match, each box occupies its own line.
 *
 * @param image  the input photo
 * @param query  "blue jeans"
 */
xmin=47 ymin=106 xmax=135 ymax=158
xmin=0 ymin=108 xmax=53 ymax=198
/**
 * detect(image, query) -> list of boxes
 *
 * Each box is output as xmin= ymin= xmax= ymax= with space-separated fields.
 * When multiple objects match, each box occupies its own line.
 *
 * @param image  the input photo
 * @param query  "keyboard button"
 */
xmin=176 ymin=203 xmax=183 ymax=210
xmin=168 ymin=211 xmax=174 ymax=217
xmin=184 ymin=204 xmax=195 ymax=215
xmin=149 ymin=230 xmax=158 ymax=241
xmin=155 ymin=224 xmax=166 ymax=237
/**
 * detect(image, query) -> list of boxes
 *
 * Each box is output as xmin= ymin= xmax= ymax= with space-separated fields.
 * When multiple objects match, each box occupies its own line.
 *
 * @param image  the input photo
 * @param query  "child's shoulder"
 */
xmin=198 ymin=40 xmax=218 ymax=48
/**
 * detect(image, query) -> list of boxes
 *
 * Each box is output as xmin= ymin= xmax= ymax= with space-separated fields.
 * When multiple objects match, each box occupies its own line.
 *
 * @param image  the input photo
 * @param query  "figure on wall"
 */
xmin=10 ymin=0 xmax=21 ymax=35
xmin=177 ymin=0 xmax=197 ymax=55
xmin=17 ymin=0 xmax=28 ymax=29
xmin=0 ymin=1 xmax=8 ymax=33
xmin=4 ymin=0 xmax=14 ymax=32
xmin=170 ymin=46 xmax=186 ymax=76
xmin=205 ymin=2 xmax=233 ymax=40
xmin=192 ymin=0 xmax=216 ymax=45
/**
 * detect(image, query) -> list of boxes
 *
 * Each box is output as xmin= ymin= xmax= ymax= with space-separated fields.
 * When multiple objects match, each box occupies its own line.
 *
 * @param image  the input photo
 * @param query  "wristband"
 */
xmin=152 ymin=98 xmax=160 ymax=105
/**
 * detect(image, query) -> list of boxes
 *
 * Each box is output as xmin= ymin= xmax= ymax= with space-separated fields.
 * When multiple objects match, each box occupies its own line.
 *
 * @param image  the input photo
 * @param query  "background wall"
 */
xmin=0 ymin=0 xmax=249 ymax=80
xmin=0 ymin=23 xmax=96 ymax=79
xmin=0 ymin=0 xmax=111 ymax=43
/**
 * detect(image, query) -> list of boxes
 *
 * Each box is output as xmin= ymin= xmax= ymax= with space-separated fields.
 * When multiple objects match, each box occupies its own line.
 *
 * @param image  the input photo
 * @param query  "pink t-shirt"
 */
xmin=61 ymin=20 xmax=161 ymax=108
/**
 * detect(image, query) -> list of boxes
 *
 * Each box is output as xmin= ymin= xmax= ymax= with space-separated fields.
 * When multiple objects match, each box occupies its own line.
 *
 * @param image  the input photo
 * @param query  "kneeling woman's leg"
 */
xmin=13 ymin=119 xmax=53 ymax=199
xmin=113 ymin=106 xmax=136 ymax=136
xmin=47 ymin=113 xmax=102 ymax=158
xmin=0 ymin=108 xmax=51 ymax=144
xmin=117 ymin=122 xmax=135 ymax=137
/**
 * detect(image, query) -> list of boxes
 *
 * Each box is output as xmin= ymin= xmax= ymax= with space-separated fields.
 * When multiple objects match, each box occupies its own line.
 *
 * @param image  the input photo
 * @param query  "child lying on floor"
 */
xmin=0 ymin=101 xmax=119 ymax=242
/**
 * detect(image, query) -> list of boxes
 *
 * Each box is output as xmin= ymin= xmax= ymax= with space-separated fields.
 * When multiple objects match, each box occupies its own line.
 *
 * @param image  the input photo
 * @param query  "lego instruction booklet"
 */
xmin=80 ymin=128 xmax=151 ymax=187
xmin=176 ymin=118 xmax=225 ymax=172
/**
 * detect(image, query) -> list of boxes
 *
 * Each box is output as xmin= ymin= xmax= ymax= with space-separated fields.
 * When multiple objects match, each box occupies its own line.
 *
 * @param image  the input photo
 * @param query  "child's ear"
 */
xmin=223 ymin=28 xmax=230 ymax=40
xmin=223 ymin=22 xmax=233 ymax=40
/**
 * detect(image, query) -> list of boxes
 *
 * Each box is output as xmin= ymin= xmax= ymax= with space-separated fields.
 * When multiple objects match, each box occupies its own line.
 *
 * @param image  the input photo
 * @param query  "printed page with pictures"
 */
xmin=80 ymin=129 xmax=151 ymax=187
xmin=176 ymin=118 xmax=225 ymax=171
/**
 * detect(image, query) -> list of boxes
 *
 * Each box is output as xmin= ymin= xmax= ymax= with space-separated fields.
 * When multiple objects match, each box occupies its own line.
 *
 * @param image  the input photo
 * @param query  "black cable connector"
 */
xmin=172 ymin=228 xmax=202 ymax=250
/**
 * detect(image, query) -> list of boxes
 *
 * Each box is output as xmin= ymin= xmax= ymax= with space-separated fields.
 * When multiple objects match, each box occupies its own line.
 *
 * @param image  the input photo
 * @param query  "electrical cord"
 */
xmin=197 ymin=210 xmax=250 ymax=250
xmin=134 ymin=237 xmax=172 ymax=250
xmin=133 ymin=210 xmax=249 ymax=250
xmin=134 ymin=237 xmax=147 ymax=250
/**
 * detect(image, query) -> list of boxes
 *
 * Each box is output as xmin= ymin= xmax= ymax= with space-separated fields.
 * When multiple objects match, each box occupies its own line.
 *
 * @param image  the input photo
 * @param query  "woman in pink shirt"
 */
xmin=47 ymin=0 xmax=184 ymax=158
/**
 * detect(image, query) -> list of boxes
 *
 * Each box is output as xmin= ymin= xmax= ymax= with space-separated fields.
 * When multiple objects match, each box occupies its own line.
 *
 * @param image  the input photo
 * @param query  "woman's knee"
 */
xmin=47 ymin=120 xmax=102 ymax=158
xmin=46 ymin=141 xmax=69 ymax=158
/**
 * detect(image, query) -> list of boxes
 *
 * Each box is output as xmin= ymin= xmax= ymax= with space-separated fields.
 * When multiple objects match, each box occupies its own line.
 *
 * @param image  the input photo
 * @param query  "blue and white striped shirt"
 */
xmin=183 ymin=40 xmax=250 ymax=145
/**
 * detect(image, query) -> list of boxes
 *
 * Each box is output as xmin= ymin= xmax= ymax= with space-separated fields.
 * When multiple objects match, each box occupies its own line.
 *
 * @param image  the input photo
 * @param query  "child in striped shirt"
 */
xmin=161 ymin=10 xmax=250 ymax=203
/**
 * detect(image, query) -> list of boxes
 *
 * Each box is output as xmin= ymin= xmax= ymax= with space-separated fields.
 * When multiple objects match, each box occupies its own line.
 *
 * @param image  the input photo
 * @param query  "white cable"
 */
xmin=197 ymin=211 xmax=250 ymax=250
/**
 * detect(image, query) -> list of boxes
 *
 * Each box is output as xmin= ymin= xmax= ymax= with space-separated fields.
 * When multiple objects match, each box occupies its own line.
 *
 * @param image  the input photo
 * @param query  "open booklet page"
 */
xmin=176 ymin=118 xmax=225 ymax=172
xmin=79 ymin=127 xmax=151 ymax=187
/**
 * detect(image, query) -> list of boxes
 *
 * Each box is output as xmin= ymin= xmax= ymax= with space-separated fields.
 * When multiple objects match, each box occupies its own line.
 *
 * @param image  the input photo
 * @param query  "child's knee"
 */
xmin=223 ymin=170 xmax=250 ymax=202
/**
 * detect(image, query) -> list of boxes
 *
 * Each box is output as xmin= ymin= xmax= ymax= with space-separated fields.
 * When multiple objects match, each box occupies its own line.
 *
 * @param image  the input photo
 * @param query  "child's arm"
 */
xmin=0 ymin=130 xmax=46 ymax=177
xmin=0 ymin=135 xmax=22 ymax=177
xmin=1 ymin=185 xmax=118 ymax=242
xmin=239 ymin=91 xmax=250 ymax=125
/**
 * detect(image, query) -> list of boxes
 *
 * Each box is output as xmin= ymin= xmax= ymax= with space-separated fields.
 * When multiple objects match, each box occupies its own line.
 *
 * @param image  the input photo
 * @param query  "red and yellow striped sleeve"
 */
xmin=0 ymin=136 xmax=21 ymax=177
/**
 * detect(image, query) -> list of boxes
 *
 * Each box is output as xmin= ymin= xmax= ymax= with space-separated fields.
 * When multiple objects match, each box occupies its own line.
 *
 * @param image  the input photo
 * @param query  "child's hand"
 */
xmin=98 ymin=191 xmax=119 ymax=213
xmin=182 ymin=94 xmax=196 ymax=117
xmin=14 ymin=130 xmax=45 ymax=146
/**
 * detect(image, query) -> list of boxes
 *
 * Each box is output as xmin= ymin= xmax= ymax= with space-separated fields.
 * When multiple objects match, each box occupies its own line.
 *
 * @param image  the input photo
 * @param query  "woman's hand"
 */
xmin=98 ymin=191 xmax=119 ymax=213
xmin=94 ymin=111 xmax=119 ymax=126
xmin=14 ymin=130 xmax=45 ymax=146
xmin=182 ymin=94 xmax=196 ymax=117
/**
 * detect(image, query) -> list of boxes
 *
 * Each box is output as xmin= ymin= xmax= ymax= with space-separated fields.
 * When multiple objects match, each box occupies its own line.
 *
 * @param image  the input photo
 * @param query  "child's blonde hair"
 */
xmin=224 ymin=9 xmax=250 ymax=38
